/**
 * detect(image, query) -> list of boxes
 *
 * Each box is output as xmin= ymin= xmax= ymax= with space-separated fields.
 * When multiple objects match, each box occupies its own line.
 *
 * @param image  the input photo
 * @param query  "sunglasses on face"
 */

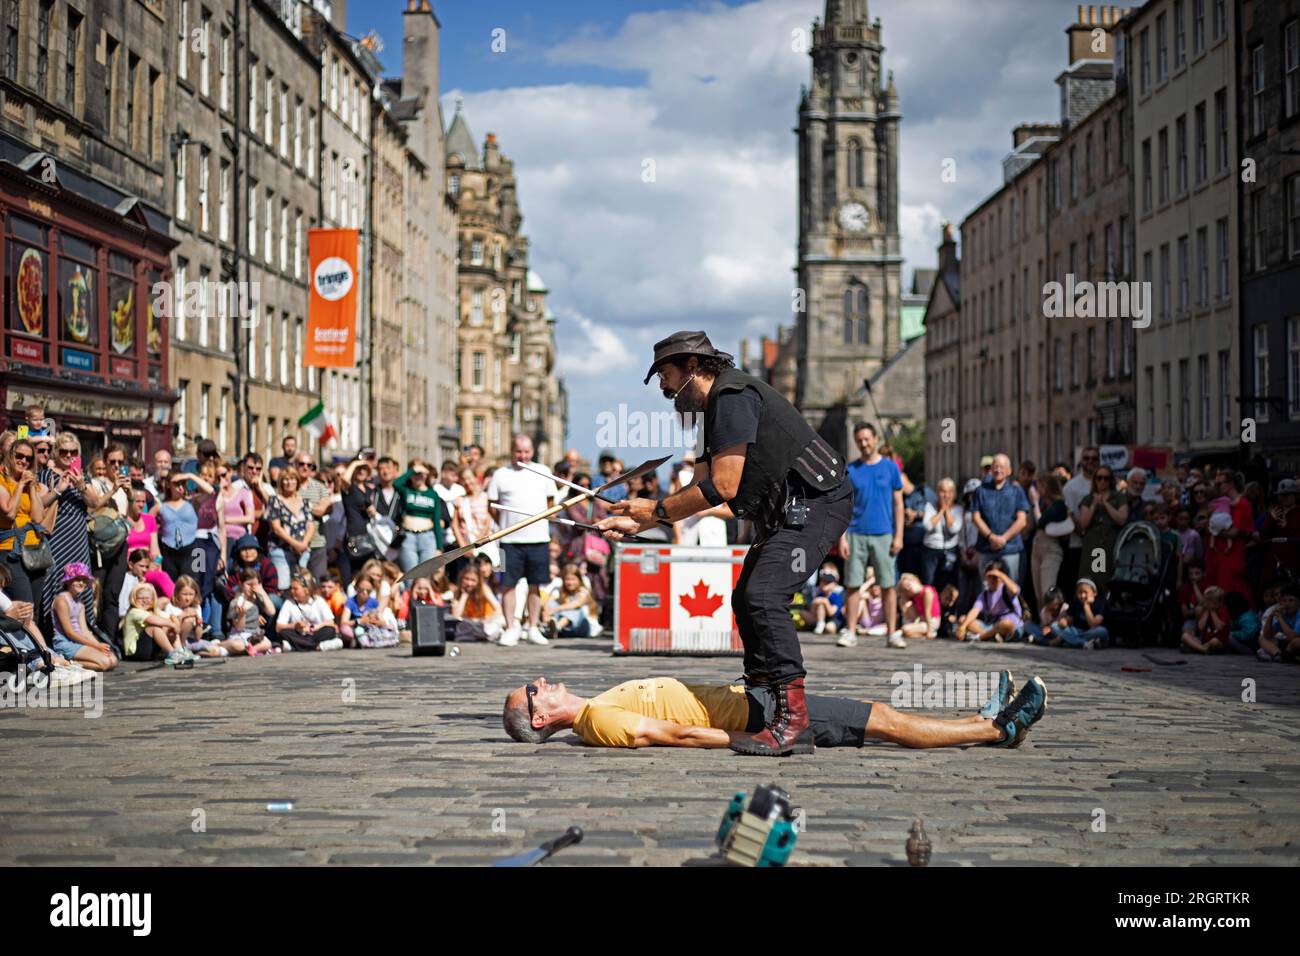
xmin=296 ymin=462 xmax=315 ymax=470
xmin=57 ymin=447 xmax=76 ymax=456
xmin=526 ymin=683 xmax=539 ymax=723
xmin=13 ymin=453 xmax=32 ymax=463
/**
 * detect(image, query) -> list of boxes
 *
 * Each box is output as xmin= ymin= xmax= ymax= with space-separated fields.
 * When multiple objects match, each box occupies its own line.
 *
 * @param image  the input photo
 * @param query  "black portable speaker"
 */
xmin=410 ymin=603 xmax=449 ymax=657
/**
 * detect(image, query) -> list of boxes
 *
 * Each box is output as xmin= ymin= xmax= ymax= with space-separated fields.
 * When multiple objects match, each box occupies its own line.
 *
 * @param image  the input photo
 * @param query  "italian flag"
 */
xmin=298 ymin=401 xmax=337 ymax=448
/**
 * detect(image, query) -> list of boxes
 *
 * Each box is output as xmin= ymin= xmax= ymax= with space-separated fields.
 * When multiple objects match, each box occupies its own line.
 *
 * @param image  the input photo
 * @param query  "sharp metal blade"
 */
xmin=492 ymin=847 xmax=548 ymax=868
xmin=400 ymin=543 xmax=474 ymax=583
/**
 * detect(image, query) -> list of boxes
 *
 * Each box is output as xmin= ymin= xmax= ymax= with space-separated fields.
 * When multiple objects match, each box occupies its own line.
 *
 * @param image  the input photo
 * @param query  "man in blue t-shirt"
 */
xmin=971 ymin=453 xmax=1030 ymax=583
xmin=839 ymin=423 xmax=904 ymax=649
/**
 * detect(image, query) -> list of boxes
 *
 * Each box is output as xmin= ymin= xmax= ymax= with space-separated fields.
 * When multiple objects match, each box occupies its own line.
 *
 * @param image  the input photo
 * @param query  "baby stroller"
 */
xmin=0 ymin=614 xmax=53 ymax=691
xmin=1105 ymin=521 xmax=1178 ymax=646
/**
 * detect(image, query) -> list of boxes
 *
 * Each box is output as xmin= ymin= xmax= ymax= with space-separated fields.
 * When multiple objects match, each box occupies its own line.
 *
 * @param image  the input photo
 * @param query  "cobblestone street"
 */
xmin=2 ymin=638 xmax=1298 ymax=866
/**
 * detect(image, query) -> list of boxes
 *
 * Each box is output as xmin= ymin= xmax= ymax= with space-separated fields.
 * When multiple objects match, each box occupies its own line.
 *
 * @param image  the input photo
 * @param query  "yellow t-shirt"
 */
xmin=573 ymin=678 xmax=751 ymax=747
xmin=0 ymin=473 xmax=38 ymax=550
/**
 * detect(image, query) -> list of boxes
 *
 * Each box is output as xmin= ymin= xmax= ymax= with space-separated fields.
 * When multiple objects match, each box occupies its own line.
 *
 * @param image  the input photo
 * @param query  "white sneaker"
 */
xmin=317 ymin=637 xmax=344 ymax=651
xmin=526 ymin=626 xmax=550 ymax=646
xmin=865 ymin=624 xmax=889 ymax=637
xmin=887 ymin=632 xmax=908 ymax=649
xmin=836 ymin=631 xmax=859 ymax=648
xmin=813 ymin=620 xmax=826 ymax=635
xmin=499 ymin=627 xmax=521 ymax=647
xmin=281 ymin=640 xmax=292 ymax=653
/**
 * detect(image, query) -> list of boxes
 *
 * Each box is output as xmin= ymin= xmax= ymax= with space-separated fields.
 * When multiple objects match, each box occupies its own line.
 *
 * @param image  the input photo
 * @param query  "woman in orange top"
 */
xmin=451 ymin=565 xmax=503 ymax=642
xmin=0 ymin=438 xmax=51 ymax=607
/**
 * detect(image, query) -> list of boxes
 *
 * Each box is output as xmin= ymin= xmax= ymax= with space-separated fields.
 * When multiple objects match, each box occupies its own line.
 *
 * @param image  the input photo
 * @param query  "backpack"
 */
xmin=90 ymin=509 xmax=130 ymax=557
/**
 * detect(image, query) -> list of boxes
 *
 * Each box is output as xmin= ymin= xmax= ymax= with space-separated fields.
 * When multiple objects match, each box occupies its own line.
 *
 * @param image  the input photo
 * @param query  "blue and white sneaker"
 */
xmin=991 ymin=676 xmax=1047 ymax=748
xmin=978 ymin=670 xmax=1016 ymax=719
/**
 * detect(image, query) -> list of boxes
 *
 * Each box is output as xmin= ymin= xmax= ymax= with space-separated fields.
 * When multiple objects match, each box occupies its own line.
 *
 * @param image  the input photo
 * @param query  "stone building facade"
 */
xmin=958 ymin=123 xmax=1055 ymax=478
xmin=0 ymin=0 xmax=178 ymax=457
xmin=445 ymin=108 xmax=564 ymax=465
xmin=1127 ymin=0 xmax=1240 ymax=463
xmin=302 ymin=4 xmax=368 ymax=455
xmin=1238 ymin=0 xmax=1300 ymax=474
xmin=922 ymin=225 xmax=961 ymax=484
xmin=1042 ymin=8 xmax=1136 ymax=461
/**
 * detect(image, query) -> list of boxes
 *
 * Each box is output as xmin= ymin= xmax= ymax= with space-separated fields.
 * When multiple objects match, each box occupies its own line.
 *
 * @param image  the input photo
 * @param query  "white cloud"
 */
xmin=554 ymin=308 xmax=637 ymax=379
xmin=443 ymin=0 xmax=1089 ymax=454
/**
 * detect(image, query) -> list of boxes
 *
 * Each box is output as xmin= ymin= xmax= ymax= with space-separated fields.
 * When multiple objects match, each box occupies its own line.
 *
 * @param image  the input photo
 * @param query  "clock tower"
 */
xmin=795 ymin=0 xmax=902 ymax=454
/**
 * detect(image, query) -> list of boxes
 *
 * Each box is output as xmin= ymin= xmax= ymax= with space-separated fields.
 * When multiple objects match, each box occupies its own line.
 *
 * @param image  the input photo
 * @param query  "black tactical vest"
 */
xmin=700 ymin=368 xmax=844 ymax=525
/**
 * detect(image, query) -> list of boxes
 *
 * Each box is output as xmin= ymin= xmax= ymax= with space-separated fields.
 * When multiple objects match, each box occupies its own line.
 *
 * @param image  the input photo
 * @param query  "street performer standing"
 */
xmin=597 ymin=331 xmax=852 ymax=756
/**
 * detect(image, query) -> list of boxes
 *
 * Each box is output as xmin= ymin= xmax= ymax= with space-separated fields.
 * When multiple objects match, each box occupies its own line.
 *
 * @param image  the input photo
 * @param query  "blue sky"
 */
xmin=348 ymin=0 xmax=1093 ymax=466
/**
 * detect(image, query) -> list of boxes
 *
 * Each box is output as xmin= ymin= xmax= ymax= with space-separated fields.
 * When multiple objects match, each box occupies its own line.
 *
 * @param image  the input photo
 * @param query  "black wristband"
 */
xmin=697 ymin=477 xmax=726 ymax=506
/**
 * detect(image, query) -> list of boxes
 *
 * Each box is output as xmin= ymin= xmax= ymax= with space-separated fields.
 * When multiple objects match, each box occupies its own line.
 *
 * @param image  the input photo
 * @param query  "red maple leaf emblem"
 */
xmin=679 ymin=580 xmax=724 ymax=618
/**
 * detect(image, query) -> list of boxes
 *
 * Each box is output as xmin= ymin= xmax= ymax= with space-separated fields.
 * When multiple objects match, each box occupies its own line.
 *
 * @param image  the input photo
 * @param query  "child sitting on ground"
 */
xmin=319 ymin=571 xmax=347 ymax=626
xmin=1177 ymin=561 xmax=1207 ymax=634
xmin=118 ymin=549 xmax=155 ymax=623
xmin=1258 ymin=583 xmax=1300 ymax=662
xmin=1048 ymin=578 xmax=1110 ymax=649
xmin=226 ymin=569 xmax=277 ymax=656
xmin=451 ymin=565 xmax=504 ymax=642
xmin=1181 ymin=585 xmax=1227 ymax=653
xmin=857 ymin=577 xmax=888 ymax=637
xmin=956 ymin=561 xmax=1026 ymax=643
xmin=935 ymin=584 xmax=962 ymax=640
xmin=542 ymin=563 xmax=599 ymax=639
xmin=811 ymin=565 xmax=846 ymax=635
xmin=49 ymin=563 xmax=118 ymax=672
xmin=169 ymin=575 xmax=224 ymax=657
xmin=1034 ymin=585 xmax=1068 ymax=645
xmin=121 ymin=583 xmax=187 ymax=664
xmin=341 ymin=575 xmax=400 ymax=648
xmin=897 ymin=572 xmax=940 ymax=640
xmin=276 ymin=573 xmax=343 ymax=651
xmin=1222 ymin=591 xmax=1261 ymax=655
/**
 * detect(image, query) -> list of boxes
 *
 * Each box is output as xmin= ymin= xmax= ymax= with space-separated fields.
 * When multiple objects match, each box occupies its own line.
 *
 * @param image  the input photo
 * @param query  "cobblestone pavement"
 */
xmin=2 ymin=636 xmax=1298 ymax=866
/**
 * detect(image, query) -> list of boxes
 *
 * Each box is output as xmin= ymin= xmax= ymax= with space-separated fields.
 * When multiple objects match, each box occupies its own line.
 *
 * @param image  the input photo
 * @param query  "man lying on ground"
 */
xmin=501 ymin=671 xmax=1047 ymax=750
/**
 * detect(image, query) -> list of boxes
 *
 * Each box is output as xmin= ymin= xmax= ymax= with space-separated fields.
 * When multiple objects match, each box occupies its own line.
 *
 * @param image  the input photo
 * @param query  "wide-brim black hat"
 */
xmin=643 ymin=330 xmax=734 ymax=384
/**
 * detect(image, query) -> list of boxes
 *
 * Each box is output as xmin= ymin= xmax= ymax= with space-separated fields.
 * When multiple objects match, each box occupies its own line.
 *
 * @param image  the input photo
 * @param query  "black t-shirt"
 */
xmin=702 ymin=386 xmax=762 ymax=464
xmin=342 ymin=485 xmax=373 ymax=536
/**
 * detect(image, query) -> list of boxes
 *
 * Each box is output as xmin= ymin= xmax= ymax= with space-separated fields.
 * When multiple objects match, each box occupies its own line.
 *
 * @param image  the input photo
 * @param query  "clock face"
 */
xmin=839 ymin=202 xmax=870 ymax=232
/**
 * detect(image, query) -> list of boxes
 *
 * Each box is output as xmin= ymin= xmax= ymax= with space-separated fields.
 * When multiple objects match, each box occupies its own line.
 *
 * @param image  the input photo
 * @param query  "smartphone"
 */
xmin=71 ymin=456 xmax=82 ymax=473
xmin=119 ymin=465 xmax=129 ymax=477
xmin=16 ymin=425 xmax=28 ymax=439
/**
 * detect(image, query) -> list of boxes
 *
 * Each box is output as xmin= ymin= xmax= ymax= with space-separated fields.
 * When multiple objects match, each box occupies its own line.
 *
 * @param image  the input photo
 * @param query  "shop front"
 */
xmin=0 ymin=137 xmax=176 ymax=461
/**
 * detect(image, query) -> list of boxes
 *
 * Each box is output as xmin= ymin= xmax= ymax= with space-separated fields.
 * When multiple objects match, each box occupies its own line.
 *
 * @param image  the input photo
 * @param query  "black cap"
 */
xmin=643 ymin=330 xmax=734 ymax=385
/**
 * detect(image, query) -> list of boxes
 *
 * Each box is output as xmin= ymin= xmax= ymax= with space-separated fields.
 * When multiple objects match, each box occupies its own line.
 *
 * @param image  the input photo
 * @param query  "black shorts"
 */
xmin=744 ymin=687 xmax=872 ymax=748
xmin=501 ymin=542 xmax=550 ymax=588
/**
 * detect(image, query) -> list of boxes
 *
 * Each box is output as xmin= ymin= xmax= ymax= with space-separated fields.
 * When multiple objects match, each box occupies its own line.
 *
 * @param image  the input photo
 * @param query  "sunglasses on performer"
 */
xmin=526 ymin=683 xmax=539 ymax=723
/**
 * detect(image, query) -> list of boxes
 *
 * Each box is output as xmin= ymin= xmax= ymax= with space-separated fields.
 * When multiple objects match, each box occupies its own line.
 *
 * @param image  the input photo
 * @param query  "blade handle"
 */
xmin=540 ymin=826 xmax=583 ymax=857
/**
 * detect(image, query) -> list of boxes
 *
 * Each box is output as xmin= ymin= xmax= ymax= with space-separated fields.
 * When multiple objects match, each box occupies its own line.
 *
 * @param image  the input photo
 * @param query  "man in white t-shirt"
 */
xmin=1061 ymin=446 xmax=1099 ymax=590
xmin=486 ymin=434 xmax=555 ymax=646
xmin=433 ymin=460 xmax=466 ymax=508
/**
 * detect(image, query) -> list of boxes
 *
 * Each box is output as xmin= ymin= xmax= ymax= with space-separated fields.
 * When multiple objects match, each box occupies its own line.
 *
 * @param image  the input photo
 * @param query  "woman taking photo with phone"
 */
xmin=37 ymin=431 xmax=105 ymax=632
xmin=0 ymin=438 xmax=50 ymax=608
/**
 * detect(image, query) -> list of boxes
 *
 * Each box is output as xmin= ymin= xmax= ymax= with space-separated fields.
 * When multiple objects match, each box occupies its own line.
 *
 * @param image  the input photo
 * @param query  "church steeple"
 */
xmin=794 ymin=0 xmax=902 ymax=453
xmin=824 ymin=0 xmax=870 ymax=26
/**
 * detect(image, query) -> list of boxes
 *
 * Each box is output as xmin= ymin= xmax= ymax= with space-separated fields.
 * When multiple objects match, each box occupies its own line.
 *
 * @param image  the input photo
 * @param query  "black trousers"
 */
xmin=732 ymin=480 xmax=853 ymax=685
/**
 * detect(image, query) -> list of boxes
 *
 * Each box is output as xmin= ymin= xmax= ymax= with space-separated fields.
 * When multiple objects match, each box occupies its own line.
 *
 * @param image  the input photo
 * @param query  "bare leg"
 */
xmin=883 ymin=586 xmax=898 ymax=633
xmin=148 ymin=625 xmax=177 ymax=655
xmin=526 ymin=585 xmax=542 ymax=628
xmin=865 ymin=701 xmax=1003 ymax=748
xmin=502 ymin=588 xmax=518 ymax=630
xmin=843 ymin=589 xmax=861 ymax=637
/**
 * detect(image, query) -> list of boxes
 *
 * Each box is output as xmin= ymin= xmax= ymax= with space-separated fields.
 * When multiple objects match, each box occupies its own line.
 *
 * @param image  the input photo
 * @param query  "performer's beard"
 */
xmin=663 ymin=373 xmax=704 ymax=413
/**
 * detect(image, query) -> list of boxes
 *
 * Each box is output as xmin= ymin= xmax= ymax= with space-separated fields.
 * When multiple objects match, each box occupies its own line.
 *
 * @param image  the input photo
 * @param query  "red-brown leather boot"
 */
xmin=729 ymin=677 xmax=815 ymax=756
